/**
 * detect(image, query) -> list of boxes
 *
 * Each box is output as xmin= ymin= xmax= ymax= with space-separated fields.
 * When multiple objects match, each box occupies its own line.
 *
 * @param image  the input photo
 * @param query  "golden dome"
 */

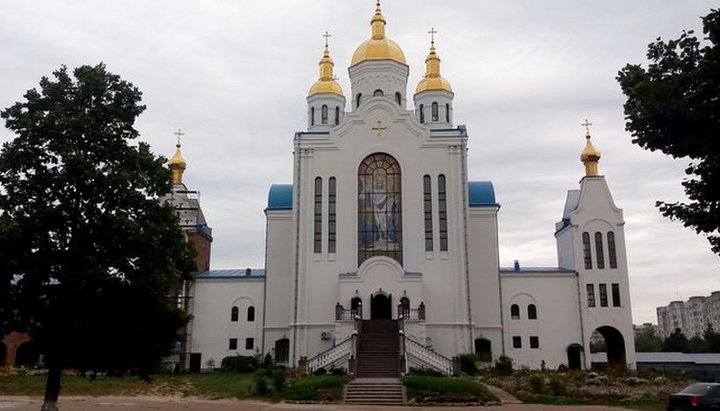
xmin=350 ymin=1 xmax=407 ymax=66
xmin=308 ymin=42 xmax=344 ymax=96
xmin=580 ymin=130 xmax=601 ymax=177
xmin=415 ymin=39 xmax=452 ymax=94
xmin=168 ymin=143 xmax=186 ymax=185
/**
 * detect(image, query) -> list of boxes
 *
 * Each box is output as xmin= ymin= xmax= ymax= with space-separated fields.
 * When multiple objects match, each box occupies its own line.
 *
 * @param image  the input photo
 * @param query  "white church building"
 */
xmin=168 ymin=2 xmax=635 ymax=376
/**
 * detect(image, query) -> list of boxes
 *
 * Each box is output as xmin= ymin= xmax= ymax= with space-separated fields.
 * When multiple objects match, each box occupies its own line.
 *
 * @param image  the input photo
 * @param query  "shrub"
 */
xmin=253 ymin=371 xmax=270 ymax=395
xmin=263 ymin=353 xmax=273 ymax=368
xmin=221 ymin=355 xmax=258 ymax=373
xmin=549 ymin=376 xmax=567 ymax=396
xmin=402 ymin=375 xmax=499 ymax=403
xmin=459 ymin=354 xmax=480 ymax=376
xmin=495 ymin=355 xmax=513 ymax=375
xmin=283 ymin=376 xmax=350 ymax=401
xmin=408 ymin=367 xmax=444 ymax=377
xmin=312 ymin=367 xmax=327 ymax=376
xmin=272 ymin=369 xmax=287 ymax=391
xmin=529 ymin=374 xmax=545 ymax=394
xmin=329 ymin=367 xmax=346 ymax=376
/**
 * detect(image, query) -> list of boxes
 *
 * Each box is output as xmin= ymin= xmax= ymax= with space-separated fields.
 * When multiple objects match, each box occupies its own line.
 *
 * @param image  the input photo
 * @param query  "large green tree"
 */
xmin=617 ymin=9 xmax=720 ymax=256
xmin=0 ymin=64 xmax=195 ymax=411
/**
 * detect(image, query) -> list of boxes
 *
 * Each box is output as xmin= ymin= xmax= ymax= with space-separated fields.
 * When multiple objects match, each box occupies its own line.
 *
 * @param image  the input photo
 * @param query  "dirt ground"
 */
xmin=0 ymin=396 xmax=638 ymax=410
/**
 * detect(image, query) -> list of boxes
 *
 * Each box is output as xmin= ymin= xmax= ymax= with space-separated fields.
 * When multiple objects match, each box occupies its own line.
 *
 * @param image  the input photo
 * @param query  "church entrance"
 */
xmin=567 ymin=343 xmax=583 ymax=370
xmin=371 ymin=293 xmax=392 ymax=319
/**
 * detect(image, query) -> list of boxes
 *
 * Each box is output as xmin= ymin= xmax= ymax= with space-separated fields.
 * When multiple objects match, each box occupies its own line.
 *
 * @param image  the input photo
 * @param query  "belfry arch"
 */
xmin=593 ymin=326 xmax=626 ymax=370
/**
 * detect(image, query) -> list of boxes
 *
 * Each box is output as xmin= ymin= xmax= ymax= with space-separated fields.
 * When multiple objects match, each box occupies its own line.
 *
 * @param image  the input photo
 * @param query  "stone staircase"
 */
xmin=357 ymin=319 xmax=399 ymax=378
xmin=345 ymin=378 xmax=405 ymax=405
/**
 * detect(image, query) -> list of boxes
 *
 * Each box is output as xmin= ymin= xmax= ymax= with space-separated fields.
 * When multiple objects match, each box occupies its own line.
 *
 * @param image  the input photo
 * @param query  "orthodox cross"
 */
xmin=372 ymin=120 xmax=387 ymax=136
xmin=581 ymin=119 xmax=593 ymax=137
xmin=174 ymin=128 xmax=185 ymax=146
xmin=428 ymin=27 xmax=437 ymax=43
xmin=322 ymin=31 xmax=331 ymax=47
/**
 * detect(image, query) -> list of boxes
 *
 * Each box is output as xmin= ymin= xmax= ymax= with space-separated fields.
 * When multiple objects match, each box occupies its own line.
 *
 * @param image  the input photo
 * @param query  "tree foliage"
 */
xmin=0 ymin=64 xmax=195 ymax=409
xmin=662 ymin=328 xmax=690 ymax=352
xmin=617 ymin=9 xmax=720 ymax=255
xmin=634 ymin=324 xmax=663 ymax=352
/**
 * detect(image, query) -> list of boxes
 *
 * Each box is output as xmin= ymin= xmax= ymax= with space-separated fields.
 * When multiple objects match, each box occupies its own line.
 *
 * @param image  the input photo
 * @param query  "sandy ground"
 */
xmin=0 ymin=396 xmax=640 ymax=410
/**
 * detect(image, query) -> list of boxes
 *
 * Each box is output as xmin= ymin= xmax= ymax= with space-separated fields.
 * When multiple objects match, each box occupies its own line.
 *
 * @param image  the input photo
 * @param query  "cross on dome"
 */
xmin=322 ymin=31 xmax=331 ymax=47
xmin=174 ymin=128 xmax=185 ymax=147
xmin=428 ymin=27 xmax=437 ymax=44
xmin=581 ymin=119 xmax=593 ymax=137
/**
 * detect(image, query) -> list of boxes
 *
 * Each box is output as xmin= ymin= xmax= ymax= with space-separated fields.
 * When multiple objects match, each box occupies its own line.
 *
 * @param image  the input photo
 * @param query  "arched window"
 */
xmin=595 ymin=232 xmax=605 ymax=269
xmin=321 ymin=104 xmax=328 ymax=124
xmin=445 ymin=103 xmax=450 ymax=122
xmin=373 ymin=89 xmax=384 ymax=97
xmin=510 ymin=304 xmax=520 ymax=319
xmin=423 ymin=175 xmax=433 ymax=251
xmin=351 ymin=296 xmax=362 ymax=317
xmin=310 ymin=107 xmax=315 ymax=126
xmin=582 ymin=232 xmax=592 ymax=269
xmin=607 ymin=231 xmax=617 ymax=268
xmin=231 ymin=306 xmax=239 ymax=322
xmin=328 ymin=177 xmax=337 ymax=253
xmin=395 ymin=92 xmax=402 ymax=105
xmin=334 ymin=106 xmax=340 ymax=125
xmin=419 ymin=104 xmax=425 ymax=123
xmin=358 ymin=153 xmax=403 ymax=265
xmin=431 ymin=102 xmax=439 ymax=121
xmin=399 ymin=297 xmax=410 ymax=318
xmin=528 ymin=304 xmax=537 ymax=319
xmin=356 ymin=93 xmax=362 ymax=108
xmin=247 ymin=306 xmax=255 ymax=322
xmin=314 ymin=177 xmax=322 ymax=253
xmin=438 ymin=174 xmax=448 ymax=251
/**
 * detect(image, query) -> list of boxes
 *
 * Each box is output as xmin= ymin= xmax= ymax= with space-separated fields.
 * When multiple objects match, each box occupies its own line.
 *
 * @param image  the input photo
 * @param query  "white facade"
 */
xmin=186 ymin=4 xmax=636 ymax=373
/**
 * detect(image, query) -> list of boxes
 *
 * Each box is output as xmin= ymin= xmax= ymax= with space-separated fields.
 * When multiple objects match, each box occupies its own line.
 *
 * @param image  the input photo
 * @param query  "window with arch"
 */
xmin=373 ymin=89 xmax=384 ymax=97
xmin=334 ymin=106 xmax=340 ymax=125
xmin=582 ymin=232 xmax=592 ymax=269
xmin=356 ymin=93 xmax=362 ymax=108
xmin=351 ymin=296 xmax=362 ymax=316
xmin=419 ymin=104 xmax=425 ymax=123
xmin=431 ymin=102 xmax=439 ymax=121
xmin=310 ymin=107 xmax=315 ymax=126
xmin=247 ymin=306 xmax=255 ymax=322
xmin=599 ymin=283 xmax=608 ymax=307
xmin=423 ymin=175 xmax=433 ymax=251
xmin=358 ymin=153 xmax=403 ymax=265
xmin=528 ymin=304 xmax=537 ymax=319
xmin=445 ymin=103 xmax=450 ymax=122
xmin=314 ymin=177 xmax=322 ymax=253
xmin=438 ymin=174 xmax=448 ymax=251
xmin=510 ymin=304 xmax=520 ymax=319
xmin=399 ymin=296 xmax=410 ymax=318
xmin=607 ymin=231 xmax=617 ymax=268
xmin=321 ymin=104 xmax=328 ymax=124
xmin=395 ymin=92 xmax=402 ymax=105
xmin=328 ymin=177 xmax=337 ymax=253
xmin=231 ymin=306 xmax=239 ymax=322
xmin=595 ymin=232 xmax=605 ymax=269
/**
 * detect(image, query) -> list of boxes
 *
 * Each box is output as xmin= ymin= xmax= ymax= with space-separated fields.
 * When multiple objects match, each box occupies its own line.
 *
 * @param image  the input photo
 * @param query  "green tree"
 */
xmin=0 ymin=64 xmax=195 ymax=411
xmin=617 ymin=9 xmax=720 ymax=255
xmin=703 ymin=325 xmax=720 ymax=352
xmin=663 ymin=328 xmax=690 ymax=352
xmin=634 ymin=324 xmax=663 ymax=352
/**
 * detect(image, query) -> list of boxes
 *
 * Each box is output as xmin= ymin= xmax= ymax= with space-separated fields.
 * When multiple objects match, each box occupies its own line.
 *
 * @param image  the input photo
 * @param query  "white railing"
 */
xmin=305 ymin=336 xmax=352 ymax=374
xmin=403 ymin=334 xmax=454 ymax=375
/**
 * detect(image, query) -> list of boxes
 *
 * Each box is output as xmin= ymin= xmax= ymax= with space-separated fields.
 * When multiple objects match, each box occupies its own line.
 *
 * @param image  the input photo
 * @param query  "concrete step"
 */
xmin=345 ymin=378 xmax=404 ymax=404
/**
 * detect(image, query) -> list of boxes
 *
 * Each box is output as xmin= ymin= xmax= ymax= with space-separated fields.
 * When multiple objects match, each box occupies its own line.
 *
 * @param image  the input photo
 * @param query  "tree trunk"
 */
xmin=41 ymin=364 xmax=62 ymax=411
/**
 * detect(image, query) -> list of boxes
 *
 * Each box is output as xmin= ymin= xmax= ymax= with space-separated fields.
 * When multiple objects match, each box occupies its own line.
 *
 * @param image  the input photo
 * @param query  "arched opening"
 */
xmin=591 ymin=326 xmax=626 ymax=371
xmin=247 ymin=306 xmax=255 ymax=322
xmin=15 ymin=341 xmax=41 ymax=366
xmin=445 ymin=103 xmax=450 ymax=122
xmin=373 ymin=89 xmax=384 ymax=97
xmin=275 ymin=338 xmax=290 ymax=363
xmin=567 ymin=343 xmax=583 ymax=370
xmin=475 ymin=338 xmax=492 ymax=362
xmin=334 ymin=106 xmax=340 ymax=125
xmin=310 ymin=107 xmax=315 ymax=126
xmin=0 ymin=341 xmax=6 ymax=366
xmin=431 ymin=102 xmax=439 ymax=121
xmin=321 ymin=104 xmax=328 ymax=124
xmin=231 ymin=306 xmax=239 ymax=322
xmin=356 ymin=93 xmax=362 ymax=108
xmin=510 ymin=304 xmax=520 ymax=319
xmin=395 ymin=92 xmax=402 ymax=105
xmin=371 ymin=293 xmax=392 ymax=320
xmin=351 ymin=296 xmax=362 ymax=317
xmin=419 ymin=104 xmax=424 ymax=123
xmin=399 ymin=296 xmax=410 ymax=318
xmin=528 ymin=304 xmax=537 ymax=319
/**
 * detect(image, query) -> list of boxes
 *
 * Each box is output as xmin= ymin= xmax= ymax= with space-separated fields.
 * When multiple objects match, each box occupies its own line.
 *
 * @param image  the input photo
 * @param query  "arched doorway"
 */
xmin=567 ymin=343 xmax=583 ymax=370
xmin=371 ymin=293 xmax=392 ymax=319
xmin=275 ymin=338 xmax=289 ymax=364
xmin=0 ymin=341 xmax=6 ymax=366
xmin=15 ymin=341 xmax=40 ymax=366
xmin=475 ymin=338 xmax=492 ymax=362
xmin=593 ymin=326 xmax=626 ymax=370
xmin=351 ymin=297 xmax=362 ymax=318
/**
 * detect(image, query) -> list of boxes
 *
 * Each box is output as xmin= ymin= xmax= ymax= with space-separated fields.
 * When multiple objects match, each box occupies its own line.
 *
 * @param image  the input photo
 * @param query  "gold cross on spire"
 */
xmin=322 ymin=31 xmax=331 ymax=47
xmin=372 ymin=120 xmax=387 ymax=136
xmin=581 ymin=119 xmax=593 ymax=137
xmin=173 ymin=128 xmax=185 ymax=147
xmin=428 ymin=27 xmax=437 ymax=44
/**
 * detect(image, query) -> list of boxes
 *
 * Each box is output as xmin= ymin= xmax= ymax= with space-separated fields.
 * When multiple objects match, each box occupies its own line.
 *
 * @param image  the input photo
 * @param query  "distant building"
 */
xmin=657 ymin=292 xmax=720 ymax=338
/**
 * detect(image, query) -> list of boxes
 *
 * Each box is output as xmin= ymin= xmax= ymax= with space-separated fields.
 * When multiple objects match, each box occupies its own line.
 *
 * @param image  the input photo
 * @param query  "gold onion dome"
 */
xmin=350 ymin=1 xmax=406 ymax=66
xmin=580 ymin=129 xmax=601 ymax=177
xmin=308 ymin=42 xmax=344 ymax=96
xmin=415 ymin=38 xmax=452 ymax=93
xmin=168 ymin=142 xmax=186 ymax=185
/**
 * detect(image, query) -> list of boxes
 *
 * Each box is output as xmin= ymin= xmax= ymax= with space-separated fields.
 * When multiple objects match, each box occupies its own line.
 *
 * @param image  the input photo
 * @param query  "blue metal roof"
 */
xmin=195 ymin=269 xmax=266 ymax=279
xmin=468 ymin=181 xmax=497 ymax=207
xmin=267 ymin=184 xmax=293 ymax=211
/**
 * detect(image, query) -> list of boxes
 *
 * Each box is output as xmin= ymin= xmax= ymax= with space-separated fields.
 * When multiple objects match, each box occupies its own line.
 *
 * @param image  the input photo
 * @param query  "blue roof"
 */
xmin=468 ymin=181 xmax=497 ymax=207
xmin=267 ymin=184 xmax=293 ymax=211
xmin=195 ymin=269 xmax=266 ymax=279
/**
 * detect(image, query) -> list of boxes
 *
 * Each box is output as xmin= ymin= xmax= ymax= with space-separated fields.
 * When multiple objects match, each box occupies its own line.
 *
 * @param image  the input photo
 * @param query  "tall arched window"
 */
xmin=399 ymin=297 xmax=410 ymax=318
xmin=373 ymin=89 xmax=384 ymax=96
xmin=321 ymin=104 xmax=328 ymax=124
xmin=431 ymin=102 xmax=439 ymax=121
xmin=582 ymin=232 xmax=592 ymax=269
xmin=445 ymin=103 xmax=450 ymax=122
xmin=231 ymin=306 xmax=239 ymax=322
xmin=528 ymin=304 xmax=537 ymax=319
xmin=358 ymin=153 xmax=402 ymax=265
xmin=247 ymin=306 xmax=255 ymax=322
xmin=607 ymin=231 xmax=617 ymax=268
xmin=510 ymin=304 xmax=520 ymax=319
xmin=423 ymin=175 xmax=433 ymax=251
xmin=334 ymin=106 xmax=340 ymax=125
xmin=328 ymin=177 xmax=337 ymax=253
xmin=438 ymin=174 xmax=448 ymax=251
xmin=314 ymin=177 xmax=322 ymax=253
xmin=395 ymin=92 xmax=402 ymax=105
xmin=356 ymin=93 xmax=362 ymax=108
xmin=310 ymin=107 xmax=315 ymax=126
xmin=419 ymin=104 xmax=425 ymax=123
xmin=595 ymin=232 xmax=605 ymax=269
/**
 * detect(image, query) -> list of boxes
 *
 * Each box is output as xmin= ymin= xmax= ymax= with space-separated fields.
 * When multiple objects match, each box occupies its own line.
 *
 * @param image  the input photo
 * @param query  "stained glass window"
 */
xmin=358 ymin=153 xmax=402 ymax=265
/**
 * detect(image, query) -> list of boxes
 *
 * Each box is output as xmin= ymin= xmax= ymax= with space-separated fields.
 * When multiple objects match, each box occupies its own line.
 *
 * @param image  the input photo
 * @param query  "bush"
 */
xmin=529 ymin=374 xmax=545 ymax=394
xmin=402 ymin=375 xmax=499 ymax=403
xmin=495 ymin=355 xmax=513 ymax=376
xmin=283 ymin=376 xmax=350 ymax=401
xmin=272 ymin=369 xmax=287 ymax=391
xmin=459 ymin=354 xmax=480 ymax=376
xmin=263 ymin=353 xmax=273 ymax=368
xmin=408 ymin=367 xmax=444 ymax=377
xmin=312 ymin=367 xmax=327 ymax=376
xmin=253 ymin=371 xmax=269 ymax=395
xmin=221 ymin=355 xmax=258 ymax=373
xmin=549 ymin=376 xmax=567 ymax=396
xmin=329 ymin=367 xmax=346 ymax=376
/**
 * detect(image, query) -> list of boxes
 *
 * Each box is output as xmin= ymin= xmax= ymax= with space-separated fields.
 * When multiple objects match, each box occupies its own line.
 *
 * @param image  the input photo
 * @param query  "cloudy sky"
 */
xmin=1 ymin=0 xmax=717 ymax=324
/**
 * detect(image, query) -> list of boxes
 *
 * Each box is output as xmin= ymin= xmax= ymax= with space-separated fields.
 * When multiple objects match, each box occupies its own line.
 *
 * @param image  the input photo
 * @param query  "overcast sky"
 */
xmin=1 ymin=0 xmax=717 ymax=325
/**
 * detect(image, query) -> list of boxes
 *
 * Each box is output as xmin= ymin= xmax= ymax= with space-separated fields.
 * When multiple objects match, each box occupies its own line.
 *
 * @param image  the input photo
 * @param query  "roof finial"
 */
xmin=174 ymin=128 xmax=185 ymax=148
xmin=322 ymin=31 xmax=331 ymax=48
xmin=428 ymin=27 xmax=437 ymax=45
xmin=580 ymin=119 xmax=601 ymax=177
xmin=581 ymin=119 xmax=593 ymax=138
xmin=169 ymin=129 xmax=187 ymax=185
xmin=371 ymin=0 xmax=386 ymax=40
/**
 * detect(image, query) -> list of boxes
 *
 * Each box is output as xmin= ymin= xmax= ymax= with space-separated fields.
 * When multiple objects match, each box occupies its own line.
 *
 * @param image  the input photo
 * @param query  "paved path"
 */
xmin=0 ymin=396 xmax=639 ymax=410
xmin=483 ymin=384 xmax=522 ymax=404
